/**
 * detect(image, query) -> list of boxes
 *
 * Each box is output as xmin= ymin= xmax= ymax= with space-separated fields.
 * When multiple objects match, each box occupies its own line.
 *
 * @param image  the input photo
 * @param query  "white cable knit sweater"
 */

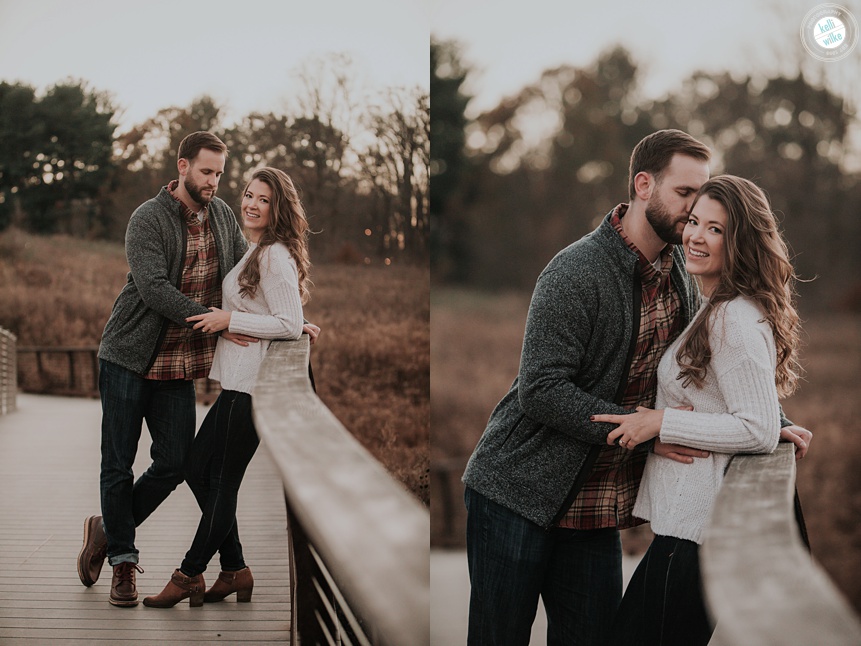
xmin=633 ymin=295 xmax=781 ymax=544
xmin=208 ymin=242 xmax=304 ymax=394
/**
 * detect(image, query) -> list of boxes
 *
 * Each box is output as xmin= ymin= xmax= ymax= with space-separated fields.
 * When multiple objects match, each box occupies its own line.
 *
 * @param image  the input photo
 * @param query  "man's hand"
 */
xmin=303 ymin=323 xmax=321 ymax=345
xmin=221 ymin=331 xmax=260 ymax=347
xmin=780 ymin=424 xmax=813 ymax=460
xmin=653 ymin=439 xmax=710 ymax=464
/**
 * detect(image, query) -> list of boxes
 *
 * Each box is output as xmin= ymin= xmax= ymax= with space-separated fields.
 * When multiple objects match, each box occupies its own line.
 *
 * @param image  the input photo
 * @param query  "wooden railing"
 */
xmin=17 ymin=345 xmax=100 ymax=395
xmin=0 ymin=327 xmax=16 ymax=415
xmin=15 ymin=346 xmax=220 ymax=402
xmin=253 ymin=335 xmax=429 ymax=646
xmin=701 ymin=443 xmax=861 ymax=644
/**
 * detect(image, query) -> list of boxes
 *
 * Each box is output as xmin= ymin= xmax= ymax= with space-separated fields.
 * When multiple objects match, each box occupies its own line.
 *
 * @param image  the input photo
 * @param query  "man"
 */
xmin=461 ymin=129 xmax=812 ymax=644
xmin=76 ymin=132 xmax=318 ymax=607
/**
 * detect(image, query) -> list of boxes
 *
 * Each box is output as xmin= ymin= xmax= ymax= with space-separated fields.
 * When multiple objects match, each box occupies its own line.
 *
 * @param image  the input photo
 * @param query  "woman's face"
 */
xmin=241 ymin=178 xmax=272 ymax=242
xmin=683 ymin=194 xmax=727 ymax=296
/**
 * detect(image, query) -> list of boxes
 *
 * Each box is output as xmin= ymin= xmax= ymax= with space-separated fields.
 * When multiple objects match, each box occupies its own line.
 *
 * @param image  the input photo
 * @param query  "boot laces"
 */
xmin=116 ymin=563 xmax=144 ymax=582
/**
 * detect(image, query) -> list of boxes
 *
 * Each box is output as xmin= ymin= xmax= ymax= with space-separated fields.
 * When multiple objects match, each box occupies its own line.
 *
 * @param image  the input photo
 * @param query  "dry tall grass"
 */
xmin=783 ymin=315 xmax=861 ymax=613
xmin=431 ymin=288 xmax=861 ymax=613
xmin=303 ymin=263 xmax=430 ymax=504
xmin=0 ymin=228 xmax=129 ymax=346
xmin=0 ymin=228 xmax=429 ymax=504
xmin=430 ymin=289 xmax=530 ymax=546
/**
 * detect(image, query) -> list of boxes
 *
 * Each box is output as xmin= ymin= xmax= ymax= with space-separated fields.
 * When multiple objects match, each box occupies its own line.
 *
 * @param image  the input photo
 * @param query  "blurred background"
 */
xmin=430 ymin=0 xmax=861 ymax=640
xmin=0 ymin=0 xmax=429 ymax=502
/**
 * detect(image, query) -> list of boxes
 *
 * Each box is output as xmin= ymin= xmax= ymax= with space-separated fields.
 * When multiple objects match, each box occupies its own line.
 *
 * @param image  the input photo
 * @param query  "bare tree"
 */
xmin=288 ymin=53 xmax=366 ymax=251
xmin=359 ymin=87 xmax=430 ymax=260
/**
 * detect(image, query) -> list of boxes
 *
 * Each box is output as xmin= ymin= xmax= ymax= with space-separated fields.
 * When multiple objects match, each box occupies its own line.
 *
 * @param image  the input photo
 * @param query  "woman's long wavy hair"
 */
xmin=238 ymin=167 xmax=312 ymax=304
xmin=676 ymin=175 xmax=802 ymax=397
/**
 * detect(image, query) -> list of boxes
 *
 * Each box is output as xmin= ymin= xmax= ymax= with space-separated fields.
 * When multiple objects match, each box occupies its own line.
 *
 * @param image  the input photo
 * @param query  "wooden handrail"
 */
xmin=701 ymin=443 xmax=861 ymax=644
xmin=16 ymin=345 xmax=100 ymax=352
xmin=15 ymin=346 xmax=219 ymax=401
xmin=253 ymin=335 xmax=429 ymax=646
xmin=17 ymin=346 xmax=100 ymax=394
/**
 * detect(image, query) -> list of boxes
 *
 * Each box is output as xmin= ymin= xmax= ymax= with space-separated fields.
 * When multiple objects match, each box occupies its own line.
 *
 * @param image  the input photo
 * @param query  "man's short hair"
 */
xmin=628 ymin=130 xmax=710 ymax=200
xmin=177 ymin=131 xmax=228 ymax=163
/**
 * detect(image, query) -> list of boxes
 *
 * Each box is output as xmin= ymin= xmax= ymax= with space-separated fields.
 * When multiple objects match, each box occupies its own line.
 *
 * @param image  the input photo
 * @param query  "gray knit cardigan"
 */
xmin=98 ymin=187 xmax=248 ymax=375
xmin=462 ymin=210 xmax=702 ymax=528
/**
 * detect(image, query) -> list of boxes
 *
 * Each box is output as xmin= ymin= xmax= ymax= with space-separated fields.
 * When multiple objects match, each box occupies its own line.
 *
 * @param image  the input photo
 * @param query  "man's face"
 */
xmin=645 ymin=154 xmax=710 ymax=244
xmin=181 ymin=148 xmax=226 ymax=207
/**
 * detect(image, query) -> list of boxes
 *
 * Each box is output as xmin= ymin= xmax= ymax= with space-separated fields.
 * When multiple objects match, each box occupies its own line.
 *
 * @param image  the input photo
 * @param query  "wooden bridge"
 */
xmin=0 ymin=392 xmax=293 ymax=644
xmin=7 ymin=322 xmax=861 ymax=644
xmin=0 ymin=329 xmax=429 ymax=645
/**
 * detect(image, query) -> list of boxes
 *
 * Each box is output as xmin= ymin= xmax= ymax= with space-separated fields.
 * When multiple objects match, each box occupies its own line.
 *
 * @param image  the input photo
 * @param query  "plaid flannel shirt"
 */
xmin=145 ymin=180 xmax=222 ymax=380
xmin=557 ymin=205 xmax=683 ymax=529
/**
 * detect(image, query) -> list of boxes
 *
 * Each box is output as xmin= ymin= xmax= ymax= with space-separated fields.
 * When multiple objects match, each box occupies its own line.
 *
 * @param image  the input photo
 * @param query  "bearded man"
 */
xmin=461 ymin=129 xmax=811 ymax=644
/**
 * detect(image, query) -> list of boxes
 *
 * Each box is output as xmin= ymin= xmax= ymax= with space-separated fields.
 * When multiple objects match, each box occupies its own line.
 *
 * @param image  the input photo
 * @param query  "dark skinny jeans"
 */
xmin=99 ymin=359 xmax=196 ymax=566
xmin=181 ymin=389 xmax=260 ymax=576
xmin=609 ymin=534 xmax=714 ymax=646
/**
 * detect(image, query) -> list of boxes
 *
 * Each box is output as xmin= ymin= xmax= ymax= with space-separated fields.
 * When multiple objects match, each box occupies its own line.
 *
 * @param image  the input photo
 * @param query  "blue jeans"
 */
xmin=181 ymin=390 xmax=259 ymax=576
xmin=465 ymin=487 xmax=622 ymax=645
xmin=609 ymin=534 xmax=713 ymax=646
xmin=99 ymin=360 xmax=196 ymax=565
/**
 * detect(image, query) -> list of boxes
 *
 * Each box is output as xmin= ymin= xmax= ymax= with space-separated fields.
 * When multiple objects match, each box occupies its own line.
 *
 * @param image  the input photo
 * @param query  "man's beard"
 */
xmin=645 ymin=193 xmax=685 ymax=245
xmin=185 ymin=175 xmax=215 ymax=205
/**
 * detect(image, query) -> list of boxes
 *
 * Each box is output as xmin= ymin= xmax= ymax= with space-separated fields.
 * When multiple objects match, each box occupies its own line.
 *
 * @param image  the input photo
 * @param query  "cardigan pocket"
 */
xmin=500 ymin=415 xmax=548 ymax=454
xmin=500 ymin=413 xmax=526 ymax=447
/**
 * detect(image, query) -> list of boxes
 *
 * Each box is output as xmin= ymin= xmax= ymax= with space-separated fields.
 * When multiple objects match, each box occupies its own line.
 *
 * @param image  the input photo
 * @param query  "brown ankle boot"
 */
xmin=110 ymin=562 xmax=143 ymax=607
xmin=143 ymin=570 xmax=206 ymax=608
xmin=204 ymin=567 xmax=254 ymax=603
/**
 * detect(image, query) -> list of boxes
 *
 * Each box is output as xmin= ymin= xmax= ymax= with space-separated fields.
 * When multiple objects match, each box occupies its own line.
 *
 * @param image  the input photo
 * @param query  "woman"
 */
xmin=143 ymin=167 xmax=312 ymax=608
xmin=592 ymin=175 xmax=803 ymax=644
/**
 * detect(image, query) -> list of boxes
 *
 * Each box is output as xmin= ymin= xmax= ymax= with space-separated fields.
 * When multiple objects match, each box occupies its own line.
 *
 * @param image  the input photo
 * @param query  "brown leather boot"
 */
xmin=204 ymin=567 xmax=254 ymax=603
xmin=110 ymin=562 xmax=143 ymax=607
xmin=143 ymin=570 xmax=206 ymax=608
xmin=77 ymin=515 xmax=107 ymax=587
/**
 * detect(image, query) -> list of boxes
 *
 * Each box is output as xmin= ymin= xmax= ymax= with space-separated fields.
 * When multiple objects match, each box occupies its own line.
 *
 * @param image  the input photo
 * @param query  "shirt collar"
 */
xmin=610 ymin=203 xmax=674 ymax=281
xmin=166 ymin=180 xmax=207 ymax=224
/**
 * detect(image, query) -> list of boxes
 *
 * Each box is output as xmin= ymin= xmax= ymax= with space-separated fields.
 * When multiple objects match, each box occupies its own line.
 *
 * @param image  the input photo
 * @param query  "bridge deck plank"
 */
xmin=0 ymin=393 xmax=291 ymax=643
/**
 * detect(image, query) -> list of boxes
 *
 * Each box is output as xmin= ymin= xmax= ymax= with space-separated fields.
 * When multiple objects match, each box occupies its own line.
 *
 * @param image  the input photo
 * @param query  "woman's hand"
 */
xmin=187 ymin=307 xmax=232 ymax=334
xmin=780 ymin=425 xmax=813 ymax=460
xmin=592 ymin=406 xmax=664 ymax=450
xmin=303 ymin=323 xmax=321 ymax=345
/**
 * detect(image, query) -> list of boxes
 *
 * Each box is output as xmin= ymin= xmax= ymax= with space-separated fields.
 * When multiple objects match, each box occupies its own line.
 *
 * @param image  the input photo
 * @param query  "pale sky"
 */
xmin=431 ymin=0 xmax=860 ymax=118
xmin=0 ymin=0 xmax=430 ymax=132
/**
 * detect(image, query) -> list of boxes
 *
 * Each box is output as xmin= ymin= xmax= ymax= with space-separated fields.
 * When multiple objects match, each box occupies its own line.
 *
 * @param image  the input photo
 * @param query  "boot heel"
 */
xmin=237 ymin=588 xmax=253 ymax=602
xmin=189 ymin=590 xmax=204 ymax=607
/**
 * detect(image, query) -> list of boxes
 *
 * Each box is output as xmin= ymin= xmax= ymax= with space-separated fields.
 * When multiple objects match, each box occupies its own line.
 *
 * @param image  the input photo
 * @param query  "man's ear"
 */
xmin=178 ymin=157 xmax=189 ymax=178
xmin=633 ymin=171 xmax=653 ymax=201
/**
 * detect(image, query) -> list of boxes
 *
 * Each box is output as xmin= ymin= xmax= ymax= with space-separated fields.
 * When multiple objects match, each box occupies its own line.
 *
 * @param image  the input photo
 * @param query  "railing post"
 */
xmin=286 ymin=503 xmax=328 ymax=645
xmin=35 ymin=350 xmax=45 ymax=386
xmin=0 ymin=327 xmax=17 ymax=415
xmin=68 ymin=350 xmax=76 ymax=390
